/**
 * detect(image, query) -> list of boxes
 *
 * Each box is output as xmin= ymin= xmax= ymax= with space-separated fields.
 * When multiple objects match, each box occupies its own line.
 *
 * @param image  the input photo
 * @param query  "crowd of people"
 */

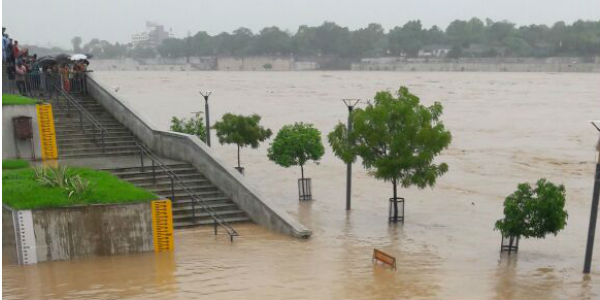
xmin=2 ymin=27 xmax=91 ymax=97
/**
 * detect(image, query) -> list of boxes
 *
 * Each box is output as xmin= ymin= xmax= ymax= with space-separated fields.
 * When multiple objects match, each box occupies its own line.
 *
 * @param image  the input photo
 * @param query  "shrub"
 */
xmin=495 ymin=178 xmax=568 ymax=239
xmin=170 ymin=112 xmax=207 ymax=142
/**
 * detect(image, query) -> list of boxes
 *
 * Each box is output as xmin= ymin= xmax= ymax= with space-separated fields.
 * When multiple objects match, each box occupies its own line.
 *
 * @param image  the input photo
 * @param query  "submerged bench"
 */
xmin=372 ymin=248 xmax=397 ymax=270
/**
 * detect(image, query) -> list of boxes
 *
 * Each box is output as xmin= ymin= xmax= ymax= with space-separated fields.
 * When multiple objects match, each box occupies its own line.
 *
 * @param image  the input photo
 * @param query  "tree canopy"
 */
xmin=330 ymin=86 xmax=451 ymax=188
xmin=213 ymin=113 xmax=272 ymax=168
xmin=267 ymin=122 xmax=325 ymax=179
xmin=329 ymin=86 xmax=451 ymax=221
xmin=495 ymin=179 xmax=568 ymax=239
xmin=68 ymin=18 xmax=600 ymax=60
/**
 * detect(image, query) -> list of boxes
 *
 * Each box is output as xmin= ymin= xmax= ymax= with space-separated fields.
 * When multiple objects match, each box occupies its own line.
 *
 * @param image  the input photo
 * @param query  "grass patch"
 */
xmin=3 ymin=166 xmax=158 ymax=210
xmin=2 ymin=94 xmax=40 ymax=105
xmin=2 ymin=159 xmax=30 ymax=170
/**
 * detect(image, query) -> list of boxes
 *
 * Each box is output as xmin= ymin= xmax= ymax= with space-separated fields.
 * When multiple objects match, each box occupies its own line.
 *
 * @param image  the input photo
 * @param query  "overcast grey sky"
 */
xmin=3 ymin=0 xmax=600 ymax=48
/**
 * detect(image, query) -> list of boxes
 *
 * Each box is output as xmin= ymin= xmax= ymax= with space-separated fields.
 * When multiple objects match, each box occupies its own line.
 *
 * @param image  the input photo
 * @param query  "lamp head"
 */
xmin=342 ymin=99 xmax=360 ymax=110
xmin=199 ymin=90 xmax=212 ymax=100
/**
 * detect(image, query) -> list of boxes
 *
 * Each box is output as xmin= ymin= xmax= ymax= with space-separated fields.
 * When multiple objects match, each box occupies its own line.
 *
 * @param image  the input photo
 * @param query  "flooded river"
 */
xmin=3 ymin=71 xmax=600 ymax=299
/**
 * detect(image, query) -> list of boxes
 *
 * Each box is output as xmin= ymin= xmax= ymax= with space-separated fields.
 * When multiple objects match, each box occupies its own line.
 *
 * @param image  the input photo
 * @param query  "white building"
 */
xmin=131 ymin=22 xmax=174 ymax=48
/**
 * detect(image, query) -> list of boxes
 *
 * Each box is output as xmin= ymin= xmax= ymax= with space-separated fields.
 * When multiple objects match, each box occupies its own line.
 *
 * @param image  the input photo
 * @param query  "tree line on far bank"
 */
xmin=65 ymin=18 xmax=600 ymax=60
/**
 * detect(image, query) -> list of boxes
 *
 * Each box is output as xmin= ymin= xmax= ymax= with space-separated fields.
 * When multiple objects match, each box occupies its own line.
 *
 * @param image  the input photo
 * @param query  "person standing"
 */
xmin=60 ymin=63 xmax=70 ymax=93
xmin=12 ymin=40 xmax=19 ymax=61
xmin=15 ymin=62 xmax=26 ymax=95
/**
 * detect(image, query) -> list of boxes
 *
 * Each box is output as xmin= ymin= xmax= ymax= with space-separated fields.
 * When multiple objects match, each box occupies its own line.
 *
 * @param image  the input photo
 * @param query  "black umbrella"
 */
xmin=54 ymin=53 xmax=71 ymax=64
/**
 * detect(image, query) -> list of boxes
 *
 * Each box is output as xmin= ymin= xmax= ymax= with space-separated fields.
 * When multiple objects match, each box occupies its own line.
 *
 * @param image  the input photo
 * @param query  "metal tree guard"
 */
xmin=199 ymin=90 xmax=212 ymax=147
xmin=342 ymin=99 xmax=360 ymax=210
xmin=584 ymin=120 xmax=600 ymax=273
xmin=500 ymin=235 xmax=520 ymax=253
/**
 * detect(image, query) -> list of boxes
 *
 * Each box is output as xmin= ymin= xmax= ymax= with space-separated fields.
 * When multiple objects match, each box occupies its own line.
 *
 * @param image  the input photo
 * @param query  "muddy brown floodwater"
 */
xmin=3 ymin=71 xmax=600 ymax=299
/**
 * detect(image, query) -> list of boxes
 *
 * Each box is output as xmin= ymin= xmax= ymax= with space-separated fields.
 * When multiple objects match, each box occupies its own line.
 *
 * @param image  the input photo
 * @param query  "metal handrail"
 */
xmin=57 ymin=73 xmax=238 ymax=241
xmin=135 ymin=141 xmax=239 ymax=241
xmin=52 ymin=76 xmax=107 ymax=152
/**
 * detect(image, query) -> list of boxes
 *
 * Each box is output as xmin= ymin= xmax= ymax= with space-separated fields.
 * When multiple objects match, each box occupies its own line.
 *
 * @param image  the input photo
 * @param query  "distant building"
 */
xmin=131 ymin=22 xmax=174 ymax=48
xmin=418 ymin=45 xmax=451 ymax=58
xmin=216 ymin=56 xmax=294 ymax=71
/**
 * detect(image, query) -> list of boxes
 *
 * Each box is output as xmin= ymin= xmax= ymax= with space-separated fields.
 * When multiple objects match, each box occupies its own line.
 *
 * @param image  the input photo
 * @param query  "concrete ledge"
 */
xmin=86 ymin=74 xmax=311 ymax=238
xmin=2 ymin=202 xmax=154 ymax=264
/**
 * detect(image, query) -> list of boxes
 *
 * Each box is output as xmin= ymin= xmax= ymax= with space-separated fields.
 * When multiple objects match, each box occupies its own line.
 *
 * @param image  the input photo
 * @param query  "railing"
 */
xmin=51 ymin=75 xmax=107 ymax=152
xmin=135 ymin=141 xmax=239 ymax=241
xmin=54 ymin=73 xmax=239 ymax=241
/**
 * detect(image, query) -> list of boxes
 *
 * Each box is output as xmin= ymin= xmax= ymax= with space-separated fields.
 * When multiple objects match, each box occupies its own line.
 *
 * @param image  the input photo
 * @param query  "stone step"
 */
xmin=54 ymin=123 xmax=125 ymax=129
xmin=149 ymin=184 xmax=219 ymax=196
xmin=106 ymin=164 xmax=194 ymax=175
xmin=170 ymin=196 xmax=231 ymax=206
xmin=174 ymin=216 xmax=251 ymax=228
xmin=59 ymin=149 xmax=140 ymax=158
xmin=154 ymin=190 xmax=224 ymax=200
xmin=112 ymin=168 xmax=201 ymax=179
xmin=59 ymin=143 xmax=139 ymax=152
xmin=56 ymin=130 xmax=134 ymax=139
xmin=134 ymin=178 xmax=209 ymax=189
xmin=57 ymin=135 xmax=135 ymax=143
xmin=55 ymin=128 xmax=131 ymax=135
xmin=53 ymin=115 xmax=120 ymax=123
xmin=173 ymin=209 xmax=246 ymax=221
xmin=172 ymin=202 xmax=238 ymax=213
xmin=56 ymin=139 xmax=136 ymax=147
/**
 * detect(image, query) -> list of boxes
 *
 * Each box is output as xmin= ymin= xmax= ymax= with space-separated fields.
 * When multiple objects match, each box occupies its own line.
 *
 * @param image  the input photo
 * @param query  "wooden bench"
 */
xmin=372 ymin=248 xmax=397 ymax=270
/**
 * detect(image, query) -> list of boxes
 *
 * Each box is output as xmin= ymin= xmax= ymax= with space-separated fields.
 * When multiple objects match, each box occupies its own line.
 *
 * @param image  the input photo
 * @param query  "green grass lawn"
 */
xmin=2 ymin=163 xmax=158 ymax=210
xmin=2 ymin=94 xmax=41 ymax=105
xmin=2 ymin=159 xmax=30 ymax=170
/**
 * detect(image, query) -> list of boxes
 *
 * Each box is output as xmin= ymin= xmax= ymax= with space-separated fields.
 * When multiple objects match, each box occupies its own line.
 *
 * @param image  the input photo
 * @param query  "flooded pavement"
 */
xmin=4 ymin=71 xmax=600 ymax=299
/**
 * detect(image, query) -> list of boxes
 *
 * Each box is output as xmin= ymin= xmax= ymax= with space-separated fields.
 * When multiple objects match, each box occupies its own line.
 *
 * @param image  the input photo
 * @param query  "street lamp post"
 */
xmin=584 ymin=121 xmax=600 ymax=274
xmin=200 ymin=90 xmax=212 ymax=147
xmin=342 ymin=99 xmax=360 ymax=211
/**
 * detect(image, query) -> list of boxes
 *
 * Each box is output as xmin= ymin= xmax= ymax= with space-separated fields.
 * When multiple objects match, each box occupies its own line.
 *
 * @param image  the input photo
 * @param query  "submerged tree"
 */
xmin=329 ymin=86 xmax=452 ymax=222
xmin=495 ymin=178 xmax=568 ymax=251
xmin=213 ymin=113 xmax=272 ymax=171
xmin=170 ymin=112 xmax=207 ymax=142
xmin=267 ymin=122 xmax=325 ymax=200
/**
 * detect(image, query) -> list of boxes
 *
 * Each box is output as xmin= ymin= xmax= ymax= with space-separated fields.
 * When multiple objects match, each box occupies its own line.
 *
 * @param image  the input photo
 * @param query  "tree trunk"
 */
xmin=392 ymin=178 xmax=398 ymax=222
xmin=237 ymin=144 xmax=241 ymax=168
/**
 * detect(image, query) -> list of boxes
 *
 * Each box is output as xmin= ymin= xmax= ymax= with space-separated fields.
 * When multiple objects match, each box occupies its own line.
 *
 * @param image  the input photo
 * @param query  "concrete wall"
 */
xmin=2 ymin=104 xmax=43 ymax=160
xmin=2 ymin=206 xmax=18 ymax=264
xmin=351 ymin=62 xmax=600 ymax=72
xmin=31 ymin=202 xmax=153 ymax=262
xmin=217 ymin=56 xmax=294 ymax=71
xmin=2 ymin=202 xmax=154 ymax=264
xmin=91 ymin=57 xmax=216 ymax=71
xmin=86 ymin=74 xmax=311 ymax=238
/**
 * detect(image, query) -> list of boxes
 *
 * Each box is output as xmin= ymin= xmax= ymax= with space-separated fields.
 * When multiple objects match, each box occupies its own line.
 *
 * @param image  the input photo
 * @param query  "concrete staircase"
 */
xmin=50 ymin=95 xmax=139 ymax=158
xmin=49 ymin=93 xmax=251 ymax=229
xmin=104 ymin=164 xmax=250 ymax=228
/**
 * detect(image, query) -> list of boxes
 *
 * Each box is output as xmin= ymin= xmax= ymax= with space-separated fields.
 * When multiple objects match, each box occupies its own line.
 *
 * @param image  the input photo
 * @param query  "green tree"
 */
xmin=213 ymin=114 xmax=272 ymax=169
xmin=170 ymin=112 xmax=207 ymax=142
xmin=267 ymin=122 xmax=325 ymax=182
xmin=254 ymin=26 xmax=292 ymax=55
xmin=495 ymin=179 xmax=568 ymax=241
xmin=329 ymin=86 xmax=452 ymax=222
xmin=388 ymin=20 xmax=425 ymax=57
xmin=350 ymin=23 xmax=388 ymax=57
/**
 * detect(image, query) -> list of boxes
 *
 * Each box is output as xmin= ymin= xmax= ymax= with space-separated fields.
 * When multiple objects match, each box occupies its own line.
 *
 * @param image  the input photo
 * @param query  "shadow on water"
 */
xmin=493 ymin=253 xmax=566 ymax=300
